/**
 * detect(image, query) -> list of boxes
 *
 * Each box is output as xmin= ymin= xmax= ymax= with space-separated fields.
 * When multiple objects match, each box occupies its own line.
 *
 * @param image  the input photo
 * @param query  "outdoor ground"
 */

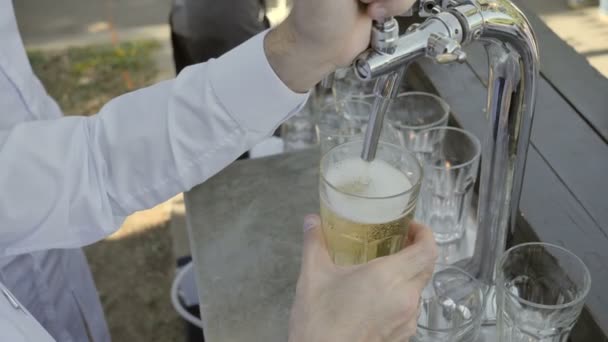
xmin=28 ymin=41 xmax=186 ymax=341
xmin=526 ymin=0 xmax=608 ymax=76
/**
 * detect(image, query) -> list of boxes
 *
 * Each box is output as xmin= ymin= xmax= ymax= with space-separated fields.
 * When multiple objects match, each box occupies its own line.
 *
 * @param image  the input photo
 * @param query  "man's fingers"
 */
xmin=408 ymin=221 xmax=436 ymax=248
xmin=406 ymin=222 xmax=438 ymax=265
xmin=361 ymin=0 xmax=417 ymax=20
xmin=386 ymin=222 xmax=438 ymax=281
xmin=301 ymin=214 xmax=332 ymax=269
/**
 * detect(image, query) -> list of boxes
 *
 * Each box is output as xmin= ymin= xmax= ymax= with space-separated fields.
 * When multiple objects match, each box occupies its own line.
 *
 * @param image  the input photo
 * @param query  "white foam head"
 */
xmin=323 ymin=158 xmax=414 ymax=224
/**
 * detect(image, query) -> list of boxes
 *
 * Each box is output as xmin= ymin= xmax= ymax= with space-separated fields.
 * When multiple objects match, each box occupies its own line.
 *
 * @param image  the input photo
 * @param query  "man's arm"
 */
xmin=0 ymin=32 xmax=306 ymax=257
xmin=0 ymin=0 xmax=416 ymax=256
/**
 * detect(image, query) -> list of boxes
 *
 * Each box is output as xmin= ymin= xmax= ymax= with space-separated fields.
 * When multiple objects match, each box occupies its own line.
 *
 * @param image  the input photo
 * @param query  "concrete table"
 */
xmin=184 ymin=148 xmax=319 ymax=342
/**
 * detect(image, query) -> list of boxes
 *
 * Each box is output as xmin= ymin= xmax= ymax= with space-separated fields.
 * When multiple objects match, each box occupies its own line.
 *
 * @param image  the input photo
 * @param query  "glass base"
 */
xmin=434 ymin=230 xmax=466 ymax=245
xmin=482 ymin=285 xmax=497 ymax=326
xmin=434 ymin=207 xmax=500 ymax=337
xmin=479 ymin=287 xmax=499 ymax=341
xmin=479 ymin=325 xmax=498 ymax=341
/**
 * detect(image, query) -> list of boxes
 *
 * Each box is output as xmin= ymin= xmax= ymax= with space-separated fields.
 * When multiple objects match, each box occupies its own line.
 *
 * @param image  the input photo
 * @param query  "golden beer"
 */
xmin=320 ymin=153 xmax=420 ymax=266
xmin=321 ymin=198 xmax=415 ymax=266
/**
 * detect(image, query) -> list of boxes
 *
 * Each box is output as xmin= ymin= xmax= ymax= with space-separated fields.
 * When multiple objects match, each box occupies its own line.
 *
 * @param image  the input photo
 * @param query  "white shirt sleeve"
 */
xmin=0 ymin=31 xmax=307 ymax=257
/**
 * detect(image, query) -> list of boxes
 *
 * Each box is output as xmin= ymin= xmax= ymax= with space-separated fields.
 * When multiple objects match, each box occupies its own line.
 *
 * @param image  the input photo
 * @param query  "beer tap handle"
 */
xmin=426 ymin=33 xmax=467 ymax=64
xmin=371 ymin=17 xmax=400 ymax=54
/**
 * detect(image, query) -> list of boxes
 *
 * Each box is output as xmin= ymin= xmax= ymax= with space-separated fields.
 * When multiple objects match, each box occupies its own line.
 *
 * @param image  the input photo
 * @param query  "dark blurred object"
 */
xmin=169 ymin=0 xmax=268 ymax=73
xmin=169 ymin=0 xmax=270 ymax=161
xmin=567 ymin=0 xmax=599 ymax=8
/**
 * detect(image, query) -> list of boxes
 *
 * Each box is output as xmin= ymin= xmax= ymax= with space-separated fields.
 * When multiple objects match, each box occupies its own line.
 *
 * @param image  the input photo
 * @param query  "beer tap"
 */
xmin=360 ymin=17 xmax=403 ymax=161
xmin=360 ymin=1 xmax=465 ymax=161
xmin=354 ymin=0 xmax=540 ymax=322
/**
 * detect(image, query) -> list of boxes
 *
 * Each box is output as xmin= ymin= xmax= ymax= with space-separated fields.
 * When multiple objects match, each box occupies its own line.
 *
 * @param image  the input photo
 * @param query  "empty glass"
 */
xmin=281 ymin=100 xmax=317 ymax=152
xmin=310 ymin=83 xmax=336 ymax=115
xmin=414 ymin=127 xmax=481 ymax=244
xmin=315 ymin=100 xmax=400 ymax=155
xmin=331 ymin=67 xmax=376 ymax=104
xmin=497 ymin=243 xmax=591 ymax=342
xmin=387 ymin=92 xmax=450 ymax=150
xmin=414 ymin=264 xmax=485 ymax=342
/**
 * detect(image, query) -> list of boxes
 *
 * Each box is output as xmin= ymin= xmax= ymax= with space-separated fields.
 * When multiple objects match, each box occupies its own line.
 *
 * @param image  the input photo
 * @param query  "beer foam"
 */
xmin=324 ymin=158 xmax=413 ymax=224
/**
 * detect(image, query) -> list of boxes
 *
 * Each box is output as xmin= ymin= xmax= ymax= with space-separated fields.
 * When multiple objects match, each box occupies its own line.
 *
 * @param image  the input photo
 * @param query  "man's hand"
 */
xmin=265 ymin=0 xmax=416 ymax=92
xmin=288 ymin=215 xmax=438 ymax=342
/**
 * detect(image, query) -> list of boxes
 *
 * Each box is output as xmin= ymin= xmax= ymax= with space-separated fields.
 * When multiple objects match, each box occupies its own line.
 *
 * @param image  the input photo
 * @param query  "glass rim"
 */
xmin=320 ymin=140 xmax=423 ymax=200
xmin=498 ymin=242 xmax=592 ymax=310
xmin=341 ymin=94 xmax=376 ymax=101
xmin=416 ymin=264 xmax=486 ymax=333
xmin=387 ymin=92 xmax=451 ymax=131
xmin=417 ymin=127 xmax=482 ymax=170
xmin=318 ymin=98 xmax=373 ymax=116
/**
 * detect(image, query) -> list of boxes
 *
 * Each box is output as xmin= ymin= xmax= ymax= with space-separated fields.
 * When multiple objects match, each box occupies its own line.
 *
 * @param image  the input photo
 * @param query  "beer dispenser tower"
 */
xmin=344 ymin=0 xmax=540 ymax=322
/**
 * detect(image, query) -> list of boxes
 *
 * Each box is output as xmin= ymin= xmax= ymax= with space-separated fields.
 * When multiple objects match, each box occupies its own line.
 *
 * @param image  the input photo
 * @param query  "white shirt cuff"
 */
xmin=208 ymin=30 xmax=308 ymax=135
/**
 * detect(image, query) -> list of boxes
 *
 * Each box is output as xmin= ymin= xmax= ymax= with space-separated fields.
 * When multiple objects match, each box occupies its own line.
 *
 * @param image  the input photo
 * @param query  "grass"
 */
xmin=28 ymin=40 xmax=160 ymax=115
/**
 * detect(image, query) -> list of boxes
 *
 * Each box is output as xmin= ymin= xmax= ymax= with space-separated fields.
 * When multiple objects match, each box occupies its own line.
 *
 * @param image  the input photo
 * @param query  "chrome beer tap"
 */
xmin=355 ymin=0 xmax=540 ymax=321
xmin=360 ymin=17 xmax=403 ymax=161
xmin=360 ymin=1 xmax=466 ymax=161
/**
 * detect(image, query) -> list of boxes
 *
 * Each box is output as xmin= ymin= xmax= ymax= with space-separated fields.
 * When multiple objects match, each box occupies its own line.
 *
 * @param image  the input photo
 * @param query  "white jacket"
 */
xmin=0 ymin=0 xmax=305 ymax=339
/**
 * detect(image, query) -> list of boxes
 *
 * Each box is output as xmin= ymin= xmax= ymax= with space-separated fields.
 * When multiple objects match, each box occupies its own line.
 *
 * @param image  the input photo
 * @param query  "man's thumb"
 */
xmin=302 ymin=214 xmax=331 ymax=267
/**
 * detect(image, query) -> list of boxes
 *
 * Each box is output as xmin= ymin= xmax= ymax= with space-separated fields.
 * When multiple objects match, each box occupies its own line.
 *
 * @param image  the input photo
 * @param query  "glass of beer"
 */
xmin=320 ymin=140 xmax=423 ymax=266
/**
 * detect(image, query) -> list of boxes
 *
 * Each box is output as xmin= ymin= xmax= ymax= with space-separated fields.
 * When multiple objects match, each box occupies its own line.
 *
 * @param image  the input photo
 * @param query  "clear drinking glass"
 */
xmin=497 ymin=243 xmax=592 ymax=342
xmin=387 ymin=92 xmax=450 ymax=150
xmin=332 ymin=67 xmax=376 ymax=103
xmin=281 ymin=101 xmax=317 ymax=152
xmin=315 ymin=100 xmax=401 ymax=155
xmin=319 ymin=140 xmax=422 ymax=266
xmin=414 ymin=127 xmax=481 ymax=244
xmin=414 ymin=264 xmax=486 ymax=342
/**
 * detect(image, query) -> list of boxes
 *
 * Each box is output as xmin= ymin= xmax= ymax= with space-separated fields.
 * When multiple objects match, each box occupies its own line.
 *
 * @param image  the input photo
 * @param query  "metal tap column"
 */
xmin=360 ymin=18 xmax=401 ymax=162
